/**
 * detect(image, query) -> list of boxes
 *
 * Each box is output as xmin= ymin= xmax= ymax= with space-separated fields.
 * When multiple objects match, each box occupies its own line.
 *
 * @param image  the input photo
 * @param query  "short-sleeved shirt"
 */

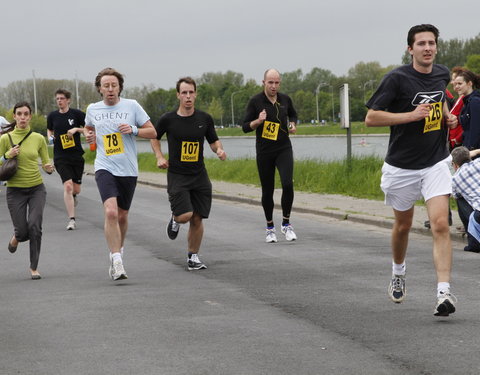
xmin=47 ymin=108 xmax=85 ymax=162
xmin=85 ymin=98 xmax=150 ymax=177
xmin=452 ymin=158 xmax=480 ymax=211
xmin=155 ymin=110 xmax=219 ymax=175
xmin=242 ymin=92 xmax=298 ymax=155
xmin=366 ymin=64 xmax=450 ymax=170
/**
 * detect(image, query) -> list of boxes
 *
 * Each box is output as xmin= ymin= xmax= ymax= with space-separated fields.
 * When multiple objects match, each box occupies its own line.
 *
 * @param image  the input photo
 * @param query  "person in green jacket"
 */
xmin=0 ymin=102 xmax=54 ymax=279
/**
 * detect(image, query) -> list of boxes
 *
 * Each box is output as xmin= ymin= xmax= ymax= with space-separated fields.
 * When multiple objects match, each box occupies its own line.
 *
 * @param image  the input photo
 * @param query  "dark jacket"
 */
xmin=460 ymin=89 xmax=480 ymax=149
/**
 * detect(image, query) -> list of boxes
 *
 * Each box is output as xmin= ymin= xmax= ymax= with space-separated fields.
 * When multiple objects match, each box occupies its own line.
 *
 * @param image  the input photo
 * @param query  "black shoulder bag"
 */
xmin=0 ymin=131 xmax=33 ymax=180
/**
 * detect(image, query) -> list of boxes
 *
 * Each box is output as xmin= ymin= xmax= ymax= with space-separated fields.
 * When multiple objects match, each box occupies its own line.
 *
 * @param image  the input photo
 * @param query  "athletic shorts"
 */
xmin=95 ymin=169 xmax=137 ymax=210
xmin=380 ymin=156 xmax=452 ymax=211
xmin=167 ymin=170 xmax=212 ymax=218
xmin=55 ymin=158 xmax=85 ymax=184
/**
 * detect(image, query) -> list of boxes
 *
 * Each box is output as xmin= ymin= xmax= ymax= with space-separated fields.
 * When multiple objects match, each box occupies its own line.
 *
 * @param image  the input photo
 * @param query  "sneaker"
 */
xmin=66 ymin=219 xmax=76 ymax=230
xmin=388 ymin=274 xmax=406 ymax=303
xmin=434 ymin=291 xmax=457 ymax=316
xmin=110 ymin=259 xmax=128 ymax=280
xmin=166 ymin=215 xmax=180 ymax=240
xmin=281 ymin=224 xmax=297 ymax=241
xmin=265 ymin=228 xmax=278 ymax=243
xmin=187 ymin=253 xmax=207 ymax=271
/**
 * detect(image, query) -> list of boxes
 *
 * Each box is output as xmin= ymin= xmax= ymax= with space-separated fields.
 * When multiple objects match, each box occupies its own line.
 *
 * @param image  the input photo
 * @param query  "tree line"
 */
xmin=1 ymin=34 xmax=479 ymax=133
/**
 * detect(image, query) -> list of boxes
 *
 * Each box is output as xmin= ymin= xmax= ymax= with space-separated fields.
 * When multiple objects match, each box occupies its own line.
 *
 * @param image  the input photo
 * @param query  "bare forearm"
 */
xmin=365 ymin=109 xmax=417 ymax=127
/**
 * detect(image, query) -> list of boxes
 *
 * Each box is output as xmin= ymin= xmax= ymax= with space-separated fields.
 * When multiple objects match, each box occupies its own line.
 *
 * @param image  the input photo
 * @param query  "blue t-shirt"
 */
xmin=85 ymin=98 xmax=150 ymax=176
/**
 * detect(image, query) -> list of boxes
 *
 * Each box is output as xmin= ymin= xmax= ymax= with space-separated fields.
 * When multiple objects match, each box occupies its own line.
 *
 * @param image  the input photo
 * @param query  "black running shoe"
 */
xmin=166 ymin=215 xmax=180 ymax=240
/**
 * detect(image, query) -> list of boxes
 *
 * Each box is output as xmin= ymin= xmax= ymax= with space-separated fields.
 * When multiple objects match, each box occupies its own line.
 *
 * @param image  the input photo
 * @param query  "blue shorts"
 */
xmin=95 ymin=169 xmax=137 ymax=210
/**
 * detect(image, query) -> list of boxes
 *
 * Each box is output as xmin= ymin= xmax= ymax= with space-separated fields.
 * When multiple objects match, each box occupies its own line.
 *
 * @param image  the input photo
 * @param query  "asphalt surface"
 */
xmin=0 ymin=169 xmax=477 ymax=375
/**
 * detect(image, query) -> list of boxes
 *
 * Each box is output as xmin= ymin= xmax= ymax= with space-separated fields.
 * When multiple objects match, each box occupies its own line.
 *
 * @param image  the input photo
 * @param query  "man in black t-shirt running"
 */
xmin=242 ymin=69 xmax=298 ymax=243
xmin=365 ymin=24 xmax=458 ymax=317
xmin=47 ymin=89 xmax=86 ymax=230
xmin=151 ymin=77 xmax=226 ymax=271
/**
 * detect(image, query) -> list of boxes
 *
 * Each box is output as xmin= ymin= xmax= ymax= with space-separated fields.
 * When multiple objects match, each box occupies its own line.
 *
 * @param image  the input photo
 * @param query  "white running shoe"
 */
xmin=281 ymin=224 xmax=297 ymax=241
xmin=388 ymin=274 xmax=406 ymax=303
xmin=110 ymin=260 xmax=128 ymax=280
xmin=187 ymin=253 xmax=207 ymax=271
xmin=66 ymin=219 xmax=76 ymax=230
xmin=266 ymin=228 xmax=278 ymax=243
xmin=434 ymin=291 xmax=456 ymax=316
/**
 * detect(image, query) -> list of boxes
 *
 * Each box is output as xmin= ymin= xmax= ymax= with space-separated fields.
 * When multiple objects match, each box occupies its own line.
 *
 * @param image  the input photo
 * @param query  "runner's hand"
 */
xmin=156 ymin=156 xmax=169 ymax=169
xmin=217 ymin=149 xmax=227 ymax=161
xmin=411 ymin=103 xmax=432 ymax=121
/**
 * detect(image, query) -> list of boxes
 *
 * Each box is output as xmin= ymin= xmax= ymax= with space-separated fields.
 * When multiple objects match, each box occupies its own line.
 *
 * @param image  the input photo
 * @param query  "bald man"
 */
xmin=242 ymin=69 xmax=298 ymax=243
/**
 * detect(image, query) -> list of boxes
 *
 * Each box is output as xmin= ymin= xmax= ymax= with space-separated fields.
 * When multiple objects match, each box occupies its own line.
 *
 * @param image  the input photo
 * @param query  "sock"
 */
xmin=188 ymin=252 xmax=193 ymax=259
xmin=437 ymin=282 xmax=450 ymax=297
xmin=282 ymin=218 xmax=290 ymax=226
xmin=120 ymin=247 xmax=124 ymax=257
xmin=70 ymin=217 xmax=75 ymax=221
xmin=392 ymin=261 xmax=406 ymax=276
xmin=266 ymin=221 xmax=274 ymax=229
xmin=111 ymin=252 xmax=122 ymax=263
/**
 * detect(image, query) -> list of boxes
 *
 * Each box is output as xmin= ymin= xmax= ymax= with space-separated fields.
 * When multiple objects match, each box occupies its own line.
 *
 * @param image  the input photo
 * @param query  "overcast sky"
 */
xmin=1 ymin=0 xmax=479 ymax=90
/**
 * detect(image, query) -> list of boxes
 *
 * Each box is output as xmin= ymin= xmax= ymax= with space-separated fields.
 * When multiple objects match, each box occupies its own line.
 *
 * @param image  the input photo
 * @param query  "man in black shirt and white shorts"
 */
xmin=151 ymin=77 xmax=226 ymax=271
xmin=47 ymin=89 xmax=86 ymax=230
xmin=365 ymin=24 xmax=458 ymax=316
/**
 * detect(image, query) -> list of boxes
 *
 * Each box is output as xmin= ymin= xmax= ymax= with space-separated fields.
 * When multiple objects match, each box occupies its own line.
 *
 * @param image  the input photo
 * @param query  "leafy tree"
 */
xmin=280 ymin=69 xmax=303 ymax=95
xmin=143 ymin=88 xmax=177 ymax=124
xmin=303 ymin=68 xmax=336 ymax=93
xmin=465 ymin=54 xmax=480 ymax=74
xmin=0 ymin=78 xmax=98 ymax=114
xmin=207 ymin=97 xmax=224 ymax=125
xmin=292 ymin=90 xmax=315 ymax=123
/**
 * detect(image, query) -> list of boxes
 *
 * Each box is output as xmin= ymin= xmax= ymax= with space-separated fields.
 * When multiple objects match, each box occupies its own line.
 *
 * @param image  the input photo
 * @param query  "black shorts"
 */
xmin=167 ymin=170 xmax=212 ymax=218
xmin=95 ymin=169 xmax=137 ymax=210
xmin=55 ymin=158 xmax=85 ymax=184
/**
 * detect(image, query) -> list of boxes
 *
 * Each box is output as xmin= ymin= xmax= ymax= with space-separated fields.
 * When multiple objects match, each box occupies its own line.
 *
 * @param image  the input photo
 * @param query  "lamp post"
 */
xmin=362 ymin=80 xmax=375 ymax=103
xmin=330 ymin=85 xmax=334 ymax=123
xmin=316 ymin=83 xmax=329 ymax=125
xmin=230 ymin=90 xmax=241 ymax=127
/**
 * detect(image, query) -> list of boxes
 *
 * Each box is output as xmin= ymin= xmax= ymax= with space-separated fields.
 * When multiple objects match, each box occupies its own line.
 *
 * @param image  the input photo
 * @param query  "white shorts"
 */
xmin=380 ymin=156 xmax=452 ymax=211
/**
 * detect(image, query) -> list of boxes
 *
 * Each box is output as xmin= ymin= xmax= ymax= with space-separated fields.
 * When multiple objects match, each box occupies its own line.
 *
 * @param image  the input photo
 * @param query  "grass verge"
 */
xmin=83 ymin=151 xmax=385 ymax=200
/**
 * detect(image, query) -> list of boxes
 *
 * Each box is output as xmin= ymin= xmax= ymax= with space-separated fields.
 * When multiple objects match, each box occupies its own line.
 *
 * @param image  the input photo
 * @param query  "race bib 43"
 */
xmin=262 ymin=121 xmax=280 ymax=141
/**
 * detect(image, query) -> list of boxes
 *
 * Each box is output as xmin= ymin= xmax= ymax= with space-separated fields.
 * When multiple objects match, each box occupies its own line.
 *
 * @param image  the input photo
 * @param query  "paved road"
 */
xmin=0 ymin=173 xmax=478 ymax=375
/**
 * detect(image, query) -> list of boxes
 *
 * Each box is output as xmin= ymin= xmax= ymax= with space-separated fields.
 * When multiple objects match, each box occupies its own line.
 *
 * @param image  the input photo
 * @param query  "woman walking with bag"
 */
xmin=0 ymin=102 xmax=54 ymax=279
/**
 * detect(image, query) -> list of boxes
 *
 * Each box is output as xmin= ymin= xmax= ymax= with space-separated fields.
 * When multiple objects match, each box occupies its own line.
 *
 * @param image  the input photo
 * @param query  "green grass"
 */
xmin=82 ymin=151 xmax=385 ymax=200
xmin=215 ymin=122 xmax=388 ymax=136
